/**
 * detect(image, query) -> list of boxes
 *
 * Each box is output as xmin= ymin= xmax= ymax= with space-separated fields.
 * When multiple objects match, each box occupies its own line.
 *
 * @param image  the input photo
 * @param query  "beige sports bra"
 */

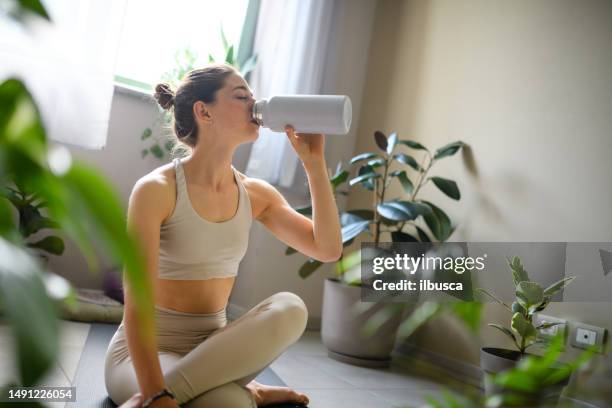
xmin=158 ymin=158 xmax=253 ymax=280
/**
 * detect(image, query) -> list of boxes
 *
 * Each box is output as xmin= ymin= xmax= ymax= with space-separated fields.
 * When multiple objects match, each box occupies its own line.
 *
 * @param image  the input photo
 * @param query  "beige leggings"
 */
xmin=104 ymin=291 xmax=308 ymax=407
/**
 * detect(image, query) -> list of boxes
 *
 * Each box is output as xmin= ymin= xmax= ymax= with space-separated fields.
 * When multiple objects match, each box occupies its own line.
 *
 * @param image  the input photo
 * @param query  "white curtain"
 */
xmin=245 ymin=0 xmax=335 ymax=187
xmin=0 ymin=0 xmax=126 ymax=149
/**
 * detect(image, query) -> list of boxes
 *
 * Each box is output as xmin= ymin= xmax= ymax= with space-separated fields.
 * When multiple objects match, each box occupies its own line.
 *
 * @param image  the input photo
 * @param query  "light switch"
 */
xmin=576 ymin=328 xmax=597 ymax=346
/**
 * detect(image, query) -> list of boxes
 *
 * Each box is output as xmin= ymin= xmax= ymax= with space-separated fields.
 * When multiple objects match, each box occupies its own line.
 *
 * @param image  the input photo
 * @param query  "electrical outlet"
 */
xmin=569 ymin=321 xmax=608 ymax=352
xmin=534 ymin=314 xmax=567 ymax=341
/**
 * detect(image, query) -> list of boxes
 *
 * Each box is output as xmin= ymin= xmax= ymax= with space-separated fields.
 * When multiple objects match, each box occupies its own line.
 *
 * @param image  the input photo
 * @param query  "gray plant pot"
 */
xmin=480 ymin=347 xmax=570 ymax=406
xmin=321 ymin=277 xmax=404 ymax=368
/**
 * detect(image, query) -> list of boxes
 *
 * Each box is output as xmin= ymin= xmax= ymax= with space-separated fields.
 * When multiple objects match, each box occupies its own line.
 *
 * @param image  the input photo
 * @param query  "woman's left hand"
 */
xmin=284 ymin=125 xmax=325 ymax=166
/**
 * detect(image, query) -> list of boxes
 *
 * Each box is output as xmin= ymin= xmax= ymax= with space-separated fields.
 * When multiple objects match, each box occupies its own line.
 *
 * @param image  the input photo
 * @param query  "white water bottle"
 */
xmin=252 ymin=95 xmax=352 ymax=135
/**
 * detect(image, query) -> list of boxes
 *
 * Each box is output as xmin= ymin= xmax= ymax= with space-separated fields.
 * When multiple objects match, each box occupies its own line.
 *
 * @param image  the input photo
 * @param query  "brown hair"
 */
xmin=153 ymin=63 xmax=238 ymax=156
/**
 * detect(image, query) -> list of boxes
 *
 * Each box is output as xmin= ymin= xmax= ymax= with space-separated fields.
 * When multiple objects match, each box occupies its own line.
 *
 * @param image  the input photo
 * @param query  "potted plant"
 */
xmin=1 ymin=181 xmax=65 ymax=266
xmin=286 ymin=130 xmax=466 ymax=366
xmin=412 ymin=334 xmax=595 ymax=408
xmin=477 ymin=256 xmax=577 ymax=400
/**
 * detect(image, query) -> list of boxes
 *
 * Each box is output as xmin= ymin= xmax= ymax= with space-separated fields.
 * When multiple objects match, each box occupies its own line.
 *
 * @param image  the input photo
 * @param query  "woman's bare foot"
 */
xmin=246 ymin=380 xmax=309 ymax=406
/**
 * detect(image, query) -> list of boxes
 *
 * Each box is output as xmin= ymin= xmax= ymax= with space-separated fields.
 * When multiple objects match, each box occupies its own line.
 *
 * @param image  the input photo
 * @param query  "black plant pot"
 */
xmin=480 ymin=347 xmax=570 ymax=407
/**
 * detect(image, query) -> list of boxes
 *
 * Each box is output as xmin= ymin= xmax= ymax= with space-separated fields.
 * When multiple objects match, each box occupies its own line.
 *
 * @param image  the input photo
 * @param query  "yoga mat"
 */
xmin=67 ymin=323 xmax=305 ymax=407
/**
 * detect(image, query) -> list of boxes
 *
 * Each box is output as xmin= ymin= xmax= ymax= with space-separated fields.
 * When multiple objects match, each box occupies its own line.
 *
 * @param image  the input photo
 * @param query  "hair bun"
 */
xmin=154 ymin=83 xmax=175 ymax=110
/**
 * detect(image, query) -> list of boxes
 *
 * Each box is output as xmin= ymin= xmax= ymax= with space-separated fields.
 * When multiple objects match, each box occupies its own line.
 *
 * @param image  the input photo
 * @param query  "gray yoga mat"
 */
xmin=67 ymin=323 xmax=306 ymax=407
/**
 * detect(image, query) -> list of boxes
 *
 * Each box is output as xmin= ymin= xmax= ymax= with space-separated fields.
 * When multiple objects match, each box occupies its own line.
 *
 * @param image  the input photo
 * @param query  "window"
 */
xmin=114 ymin=0 xmax=251 ymax=90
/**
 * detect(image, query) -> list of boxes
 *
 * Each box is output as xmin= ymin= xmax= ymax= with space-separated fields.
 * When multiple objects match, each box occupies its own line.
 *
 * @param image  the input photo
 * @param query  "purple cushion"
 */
xmin=102 ymin=267 xmax=124 ymax=304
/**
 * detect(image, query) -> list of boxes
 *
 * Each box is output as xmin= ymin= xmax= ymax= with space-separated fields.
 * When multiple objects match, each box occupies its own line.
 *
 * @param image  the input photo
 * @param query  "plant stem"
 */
xmin=410 ymin=152 xmax=433 ymax=201
xmin=374 ymin=157 xmax=390 ymax=245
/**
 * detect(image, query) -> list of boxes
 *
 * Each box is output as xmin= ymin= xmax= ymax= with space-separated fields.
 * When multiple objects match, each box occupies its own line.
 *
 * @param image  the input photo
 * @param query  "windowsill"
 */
xmin=113 ymin=82 xmax=154 ymax=100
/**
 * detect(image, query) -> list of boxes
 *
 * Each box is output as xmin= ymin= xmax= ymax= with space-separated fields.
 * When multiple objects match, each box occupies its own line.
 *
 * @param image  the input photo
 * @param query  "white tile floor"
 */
xmin=0 ymin=320 xmax=462 ymax=408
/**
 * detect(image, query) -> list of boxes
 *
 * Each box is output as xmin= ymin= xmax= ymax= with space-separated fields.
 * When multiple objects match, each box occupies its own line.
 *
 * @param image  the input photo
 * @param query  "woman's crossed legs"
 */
xmin=105 ymin=291 xmax=308 ymax=407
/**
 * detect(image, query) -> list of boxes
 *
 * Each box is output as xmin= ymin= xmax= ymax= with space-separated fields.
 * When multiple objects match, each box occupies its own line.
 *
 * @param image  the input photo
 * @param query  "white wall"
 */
xmin=348 ymin=0 xmax=612 ymax=403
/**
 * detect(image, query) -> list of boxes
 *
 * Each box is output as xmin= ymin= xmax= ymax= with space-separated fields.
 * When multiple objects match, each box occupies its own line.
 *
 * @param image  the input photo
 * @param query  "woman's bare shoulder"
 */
xmin=233 ymin=170 xmax=283 ymax=220
xmin=130 ymin=161 xmax=177 ymax=221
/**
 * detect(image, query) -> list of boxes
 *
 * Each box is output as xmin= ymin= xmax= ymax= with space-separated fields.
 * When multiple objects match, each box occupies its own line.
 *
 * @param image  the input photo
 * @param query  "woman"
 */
xmin=104 ymin=63 xmax=343 ymax=408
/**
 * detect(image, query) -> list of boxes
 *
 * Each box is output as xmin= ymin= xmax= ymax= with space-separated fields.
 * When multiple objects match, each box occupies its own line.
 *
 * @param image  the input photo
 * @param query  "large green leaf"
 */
xmin=430 ymin=176 xmax=460 ymax=200
xmin=511 ymin=312 xmax=536 ymax=342
xmin=433 ymin=141 xmax=465 ymax=160
xmin=225 ymin=45 xmax=235 ymax=64
xmin=350 ymin=152 xmax=378 ymax=164
xmin=508 ymin=256 xmax=530 ymax=286
xmin=342 ymin=221 xmax=370 ymax=243
xmin=386 ymin=132 xmax=398 ymax=155
xmin=0 ymin=237 xmax=58 ymax=386
xmin=543 ymin=276 xmax=575 ymax=297
xmin=27 ymin=235 xmax=64 ymax=255
xmin=421 ymin=200 xmax=452 ymax=241
xmin=349 ymin=171 xmax=380 ymax=186
xmin=389 ymin=170 xmax=414 ymax=195
xmin=398 ymin=139 xmax=428 ymax=151
xmin=488 ymin=323 xmax=520 ymax=350
xmin=330 ymin=169 xmax=349 ymax=188
xmin=516 ymin=281 xmax=544 ymax=312
xmin=377 ymin=200 xmax=430 ymax=221
xmin=374 ymin=130 xmax=388 ymax=151
xmin=393 ymin=153 xmax=420 ymax=171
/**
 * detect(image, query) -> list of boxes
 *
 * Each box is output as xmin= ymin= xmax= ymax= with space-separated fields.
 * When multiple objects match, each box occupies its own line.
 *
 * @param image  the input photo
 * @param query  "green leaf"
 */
xmin=508 ymin=256 xmax=530 ymax=286
xmin=511 ymin=312 xmax=537 ymax=341
xmin=386 ymin=132 xmax=398 ymax=155
xmin=367 ymin=158 xmax=385 ymax=169
xmin=430 ymin=176 xmax=460 ymax=200
xmin=0 ymin=237 xmax=59 ymax=386
xmin=225 ymin=45 xmax=235 ymax=64
xmin=433 ymin=141 xmax=465 ymax=160
xmin=27 ymin=235 xmax=65 ymax=255
xmin=377 ymin=200 xmax=430 ymax=221
xmin=164 ymin=140 xmax=175 ymax=152
xmin=9 ymin=0 xmax=50 ymax=21
xmin=330 ymin=169 xmax=349 ymax=188
xmin=150 ymin=144 xmax=164 ymax=159
xmin=393 ymin=153 xmax=420 ymax=171
xmin=390 ymin=170 xmax=414 ymax=195
xmin=543 ymin=276 xmax=575 ymax=297
xmin=141 ymin=128 xmax=152 ymax=140
xmin=488 ymin=323 xmax=520 ymax=350
xmin=141 ymin=149 xmax=149 ymax=158
xmin=421 ymin=200 xmax=452 ymax=241
xmin=398 ymin=139 xmax=428 ymax=151
xmin=299 ymin=259 xmax=323 ymax=279
xmin=475 ymin=288 xmax=512 ymax=311
xmin=349 ymin=172 xmax=381 ymax=186
xmin=516 ymin=281 xmax=544 ymax=310
xmin=350 ymin=152 xmax=378 ymax=164
xmin=342 ymin=221 xmax=370 ymax=243
xmin=23 ymin=213 xmax=59 ymax=237
xmin=374 ymin=130 xmax=388 ymax=151
xmin=416 ymin=226 xmax=431 ymax=242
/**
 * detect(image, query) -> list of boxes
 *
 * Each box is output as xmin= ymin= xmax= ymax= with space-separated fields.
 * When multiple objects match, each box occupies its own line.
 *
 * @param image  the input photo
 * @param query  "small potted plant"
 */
xmin=477 ymin=256 xmax=576 ymax=399
xmin=286 ymin=130 xmax=466 ymax=366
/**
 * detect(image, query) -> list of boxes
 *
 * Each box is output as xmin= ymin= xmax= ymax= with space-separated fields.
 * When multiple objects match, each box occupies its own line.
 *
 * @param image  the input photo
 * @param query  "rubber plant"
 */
xmin=477 ymin=256 xmax=576 ymax=355
xmin=286 ymin=129 xmax=466 ymax=280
